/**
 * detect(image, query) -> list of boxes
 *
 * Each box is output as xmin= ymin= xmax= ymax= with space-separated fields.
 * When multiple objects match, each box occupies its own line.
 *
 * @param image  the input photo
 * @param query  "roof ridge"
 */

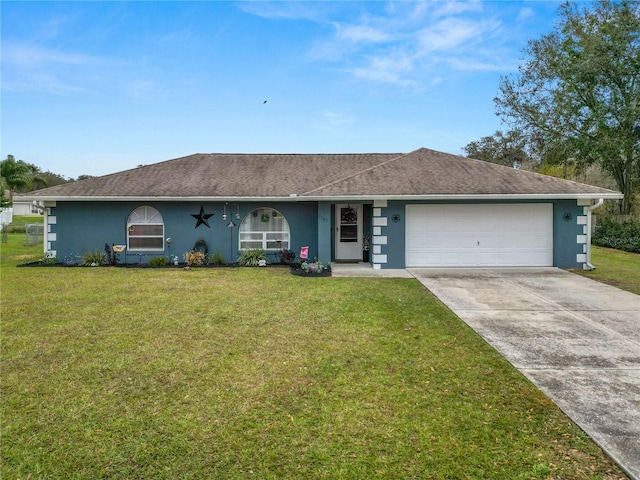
xmin=455 ymin=152 xmax=616 ymax=189
xmin=299 ymin=151 xmax=409 ymax=196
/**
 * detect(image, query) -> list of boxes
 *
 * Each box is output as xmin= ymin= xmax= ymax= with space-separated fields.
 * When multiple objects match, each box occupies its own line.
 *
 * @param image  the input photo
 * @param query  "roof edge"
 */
xmin=298 ymin=193 xmax=624 ymax=201
xmin=13 ymin=195 xmax=299 ymax=202
xmin=15 ymin=192 xmax=624 ymax=203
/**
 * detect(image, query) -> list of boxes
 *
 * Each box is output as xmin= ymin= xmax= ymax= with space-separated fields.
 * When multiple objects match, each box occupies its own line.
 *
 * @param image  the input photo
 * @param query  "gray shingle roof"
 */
xmin=22 ymin=148 xmax=621 ymax=200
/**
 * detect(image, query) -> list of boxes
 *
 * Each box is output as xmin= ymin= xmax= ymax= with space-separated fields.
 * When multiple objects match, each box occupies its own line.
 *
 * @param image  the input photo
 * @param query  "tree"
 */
xmin=462 ymin=130 xmax=537 ymax=170
xmin=0 ymin=155 xmax=47 ymax=194
xmin=75 ymin=174 xmax=96 ymax=182
xmin=40 ymin=170 xmax=71 ymax=188
xmin=0 ymin=182 xmax=10 ymax=208
xmin=495 ymin=0 xmax=640 ymax=213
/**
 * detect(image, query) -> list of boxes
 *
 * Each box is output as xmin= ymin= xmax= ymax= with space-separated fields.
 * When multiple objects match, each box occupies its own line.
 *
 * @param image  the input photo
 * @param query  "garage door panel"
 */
xmin=406 ymin=204 xmax=553 ymax=267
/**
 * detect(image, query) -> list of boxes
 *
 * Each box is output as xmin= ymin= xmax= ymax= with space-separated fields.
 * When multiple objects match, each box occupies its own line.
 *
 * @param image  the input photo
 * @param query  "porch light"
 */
xmin=223 ymin=203 xmax=240 ymax=222
xmin=166 ymin=237 xmax=172 ymax=261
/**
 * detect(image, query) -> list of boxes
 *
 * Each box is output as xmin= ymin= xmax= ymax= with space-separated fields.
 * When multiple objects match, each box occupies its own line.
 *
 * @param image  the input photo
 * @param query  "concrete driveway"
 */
xmin=409 ymin=268 xmax=640 ymax=480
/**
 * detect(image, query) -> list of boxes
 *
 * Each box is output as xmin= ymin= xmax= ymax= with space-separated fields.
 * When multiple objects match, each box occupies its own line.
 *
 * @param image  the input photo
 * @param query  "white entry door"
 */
xmin=406 ymin=204 xmax=553 ymax=267
xmin=335 ymin=204 xmax=363 ymax=261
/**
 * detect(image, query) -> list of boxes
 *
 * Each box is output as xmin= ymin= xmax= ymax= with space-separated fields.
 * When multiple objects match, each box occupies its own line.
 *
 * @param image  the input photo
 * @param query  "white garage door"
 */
xmin=406 ymin=204 xmax=553 ymax=267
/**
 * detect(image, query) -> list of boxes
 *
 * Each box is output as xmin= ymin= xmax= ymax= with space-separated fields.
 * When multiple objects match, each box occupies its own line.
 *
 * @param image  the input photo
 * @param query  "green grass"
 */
xmin=11 ymin=214 xmax=45 ymax=225
xmin=575 ymin=246 xmax=640 ymax=295
xmin=0 ymin=224 xmax=44 ymax=263
xmin=0 ymin=237 xmax=629 ymax=479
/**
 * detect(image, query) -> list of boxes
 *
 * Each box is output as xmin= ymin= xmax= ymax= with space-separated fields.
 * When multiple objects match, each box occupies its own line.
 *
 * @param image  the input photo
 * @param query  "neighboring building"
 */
xmin=11 ymin=200 xmax=43 ymax=216
xmin=15 ymin=148 xmax=622 ymax=269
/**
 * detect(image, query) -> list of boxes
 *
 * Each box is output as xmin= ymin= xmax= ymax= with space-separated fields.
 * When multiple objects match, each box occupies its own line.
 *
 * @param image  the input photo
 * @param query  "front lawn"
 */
xmin=0 ymin=240 xmax=628 ymax=479
xmin=576 ymin=246 xmax=640 ymax=295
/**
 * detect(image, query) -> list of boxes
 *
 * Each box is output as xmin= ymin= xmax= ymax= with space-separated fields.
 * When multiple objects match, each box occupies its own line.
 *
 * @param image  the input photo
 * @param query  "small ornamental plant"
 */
xmin=81 ymin=249 xmax=106 ymax=267
xmin=63 ymin=254 xmax=79 ymax=267
xmin=208 ymin=251 xmax=226 ymax=266
xmin=146 ymin=256 xmax=168 ymax=267
xmin=238 ymin=248 xmax=269 ymax=267
xmin=300 ymin=258 xmax=325 ymax=273
xmin=104 ymin=243 xmax=121 ymax=266
xmin=40 ymin=252 xmax=58 ymax=265
xmin=277 ymin=249 xmax=296 ymax=265
xmin=184 ymin=250 xmax=206 ymax=267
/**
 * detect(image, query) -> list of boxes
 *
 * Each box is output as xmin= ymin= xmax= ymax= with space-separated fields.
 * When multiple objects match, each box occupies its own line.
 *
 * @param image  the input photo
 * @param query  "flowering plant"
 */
xmin=63 ymin=254 xmax=79 ymax=266
xmin=300 ymin=258 xmax=326 ymax=274
xmin=40 ymin=252 xmax=58 ymax=265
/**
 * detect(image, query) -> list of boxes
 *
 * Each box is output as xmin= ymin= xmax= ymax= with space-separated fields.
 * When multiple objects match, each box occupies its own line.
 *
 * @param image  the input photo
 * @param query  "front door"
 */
xmin=335 ymin=204 xmax=363 ymax=261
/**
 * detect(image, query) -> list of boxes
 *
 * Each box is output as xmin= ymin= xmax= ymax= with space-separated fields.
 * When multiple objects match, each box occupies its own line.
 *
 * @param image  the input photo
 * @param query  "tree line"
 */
xmin=0 ymin=154 xmax=94 ymax=207
xmin=463 ymin=0 xmax=639 ymax=214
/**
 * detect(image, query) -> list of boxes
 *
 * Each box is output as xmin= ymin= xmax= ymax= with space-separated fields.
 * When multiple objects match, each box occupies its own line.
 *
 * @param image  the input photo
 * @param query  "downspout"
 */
xmin=585 ymin=198 xmax=605 ymax=270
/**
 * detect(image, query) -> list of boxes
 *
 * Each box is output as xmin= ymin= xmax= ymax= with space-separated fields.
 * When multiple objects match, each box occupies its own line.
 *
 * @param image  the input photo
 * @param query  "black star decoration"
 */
xmin=191 ymin=206 xmax=214 ymax=228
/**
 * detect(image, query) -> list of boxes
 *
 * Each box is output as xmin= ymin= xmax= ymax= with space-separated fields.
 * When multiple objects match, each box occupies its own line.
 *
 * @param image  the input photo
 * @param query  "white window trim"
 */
xmin=239 ymin=231 xmax=290 ymax=251
xmin=239 ymin=208 xmax=290 ymax=251
xmin=127 ymin=206 xmax=165 ymax=252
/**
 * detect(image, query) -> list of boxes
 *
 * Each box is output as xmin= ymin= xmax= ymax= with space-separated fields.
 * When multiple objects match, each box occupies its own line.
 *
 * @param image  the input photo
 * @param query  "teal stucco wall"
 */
xmin=46 ymin=198 xmax=591 ymax=269
xmin=47 ymin=201 xmax=318 ymax=265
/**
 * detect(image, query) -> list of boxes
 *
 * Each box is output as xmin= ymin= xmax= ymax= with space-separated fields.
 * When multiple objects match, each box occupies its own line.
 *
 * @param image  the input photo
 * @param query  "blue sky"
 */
xmin=1 ymin=1 xmax=560 ymax=178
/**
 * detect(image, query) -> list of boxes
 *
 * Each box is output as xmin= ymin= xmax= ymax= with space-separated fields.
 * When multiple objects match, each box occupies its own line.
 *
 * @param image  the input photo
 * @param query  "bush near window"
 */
xmin=146 ymin=256 xmax=168 ymax=267
xmin=208 ymin=251 xmax=226 ymax=266
xmin=80 ymin=249 xmax=106 ymax=266
xmin=238 ymin=248 xmax=269 ymax=266
xmin=184 ymin=251 xmax=206 ymax=267
xmin=276 ymin=248 xmax=296 ymax=265
xmin=592 ymin=218 xmax=640 ymax=253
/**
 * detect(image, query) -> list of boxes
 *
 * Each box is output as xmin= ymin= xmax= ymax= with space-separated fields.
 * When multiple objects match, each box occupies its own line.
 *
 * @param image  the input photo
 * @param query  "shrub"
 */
xmin=81 ymin=249 xmax=106 ymax=266
xmin=277 ymin=248 xmax=296 ymax=265
xmin=5 ymin=224 xmax=25 ymax=234
xmin=592 ymin=218 xmax=640 ymax=253
xmin=208 ymin=251 xmax=226 ymax=265
xmin=104 ymin=243 xmax=120 ymax=266
xmin=184 ymin=251 xmax=206 ymax=267
xmin=146 ymin=256 xmax=168 ymax=267
xmin=40 ymin=252 xmax=59 ymax=265
xmin=238 ymin=248 xmax=269 ymax=267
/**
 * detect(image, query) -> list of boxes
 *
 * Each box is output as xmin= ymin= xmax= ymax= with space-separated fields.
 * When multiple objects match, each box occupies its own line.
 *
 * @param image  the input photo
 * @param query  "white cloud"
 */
xmin=2 ymin=42 xmax=129 ymax=71
xmin=418 ymin=17 xmax=491 ymax=52
xmin=2 ymin=43 xmax=101 ymax=68
xmin=1 ymin=41 xmax=135 ymax=96
xmin=431 ymin=1 xmax=484 ymax=19
xmin=244 ymin=1 xmax=540 ymax=89
xmin=517 ymin=7 xmax=535 ymax=22
xmin=346 ymin=51 xmax=416 ymax=86
xmin=1 ymin=72 xmax=83 ymax=95
xmin=236 ymin=2 xmax=330 ymax=22
xmin=348 ymin=66 xmax=414 ymax=86
xmin=334 ymin=23 xmax=392 ymax=44
xmin=446 ymin=56 xmax=511 ymax=72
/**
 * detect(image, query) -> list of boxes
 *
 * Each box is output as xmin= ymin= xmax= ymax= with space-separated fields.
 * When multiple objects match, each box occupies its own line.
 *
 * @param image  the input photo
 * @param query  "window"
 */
xmin=239 ymin=207 xmax=290 ymax=251
xmin=340 ymin=206 xmax=358 ymax=242
xmin=127 ymin=206 xmax=164 ymax=251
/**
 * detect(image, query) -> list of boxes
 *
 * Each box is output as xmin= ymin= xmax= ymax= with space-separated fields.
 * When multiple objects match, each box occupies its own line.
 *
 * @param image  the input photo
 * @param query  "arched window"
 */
xmin=239 ymin=207 xmax=290 ymax=251
xmin=127 ymin=206 xmax=164 ymax=251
